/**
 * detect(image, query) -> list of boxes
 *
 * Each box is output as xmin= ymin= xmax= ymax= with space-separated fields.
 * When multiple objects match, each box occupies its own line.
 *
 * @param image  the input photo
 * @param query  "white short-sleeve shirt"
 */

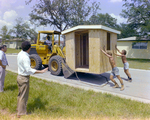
xmin=17 ymin=50 xmax=36 ymax=76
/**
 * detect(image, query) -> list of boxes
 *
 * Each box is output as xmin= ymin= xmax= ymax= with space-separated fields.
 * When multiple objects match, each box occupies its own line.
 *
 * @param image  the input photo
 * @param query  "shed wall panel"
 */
xmin=89 ymin=30 xmax=101 ymax=74
xmin=66 ymin=32 xmax=75 ymax=70
xmin=111 ymin=33 xmax=117 ymax=62
xmin=99 ymin=30 xmax=109 ymax=73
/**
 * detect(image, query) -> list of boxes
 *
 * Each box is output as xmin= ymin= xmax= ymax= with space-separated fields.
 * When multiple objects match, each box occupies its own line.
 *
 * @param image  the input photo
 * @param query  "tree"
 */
xmin=26 ymin=0 xmax=100 ymax=31
xmin=11 ymin=17 xmax=37 ymax=41
xmin=0 ymin=25 xmax=11 ymax=44
xmin=121 ymin=0 xmax=150 ymax=38
xmin=117 ymin=23 xmax=138 ymax=39
xmin=86 ymin=13 xmax=119 ymax=29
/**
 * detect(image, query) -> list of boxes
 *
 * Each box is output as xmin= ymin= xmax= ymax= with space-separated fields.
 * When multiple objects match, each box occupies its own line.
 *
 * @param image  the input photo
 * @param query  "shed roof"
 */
xmin=61 ymin=25 xmax=121 ymax=35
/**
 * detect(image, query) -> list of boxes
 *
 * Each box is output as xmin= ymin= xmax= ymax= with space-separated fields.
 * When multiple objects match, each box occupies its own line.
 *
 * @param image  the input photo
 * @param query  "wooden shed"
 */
xmin=61 ymin=25 xmax=121 ymax=74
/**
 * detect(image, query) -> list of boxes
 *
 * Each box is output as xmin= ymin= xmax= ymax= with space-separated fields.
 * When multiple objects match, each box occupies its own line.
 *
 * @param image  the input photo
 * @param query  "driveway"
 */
xmin=6 ymin=55 xmax=150 ymax=103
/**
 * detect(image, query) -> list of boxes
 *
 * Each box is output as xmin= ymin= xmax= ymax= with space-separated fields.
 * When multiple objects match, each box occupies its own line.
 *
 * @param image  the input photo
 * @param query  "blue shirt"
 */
xmin=0 ymin=50 xmax=8 ymax=66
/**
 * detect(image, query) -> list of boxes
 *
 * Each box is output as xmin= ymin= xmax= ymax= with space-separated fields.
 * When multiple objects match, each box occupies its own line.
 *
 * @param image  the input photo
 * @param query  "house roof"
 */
xmin=4 ymin=38 xmax=26 ymax=42
xmin=118 ymin=36 xmax=150 ymax=41
xmin=61 ymin=25 xmax=121 ymax=35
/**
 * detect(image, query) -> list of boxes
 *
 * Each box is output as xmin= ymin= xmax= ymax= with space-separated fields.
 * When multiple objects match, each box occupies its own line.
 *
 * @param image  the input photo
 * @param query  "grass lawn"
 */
xmin=6 ymin=48 xmax=21 ymax=54
xmin=0 ymin=71 xmax=150 ymax=120
xmin=117 ymin=57 xmax=150 ymax=70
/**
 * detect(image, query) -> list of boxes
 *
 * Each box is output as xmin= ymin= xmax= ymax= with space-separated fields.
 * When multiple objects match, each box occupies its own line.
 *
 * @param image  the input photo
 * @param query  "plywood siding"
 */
xmin=99 ymin=30 xmax=111 ymax=73
xmin=65 ymin=32 xmax=75 ymax=70
xmin=75 ymin=34 xmax=80 ymax=67
xmin=111 ymin=33 xmax=117 ymax=63
xmin=89 ymin=30 xmax=101 ymax=74
xmin=99 ymin=31 xmax=117 ymax=74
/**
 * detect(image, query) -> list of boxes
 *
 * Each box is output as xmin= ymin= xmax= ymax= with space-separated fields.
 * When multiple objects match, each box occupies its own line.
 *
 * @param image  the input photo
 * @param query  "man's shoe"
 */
xmin=120 ymin=85 xmax=124 ymax=91
xmin=17 ymin=115 xmax=21 ymax=118
xmin=128 ymin=79 xmax=132 ymax=82
xmin=113 ymin=83 xmax=119 ymax=88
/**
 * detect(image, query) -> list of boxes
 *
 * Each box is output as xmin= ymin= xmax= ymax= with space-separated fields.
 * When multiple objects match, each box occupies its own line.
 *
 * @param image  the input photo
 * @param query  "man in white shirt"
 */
xmin=17 ymin=41 xmax=48 ymax=118
xmin=0 ymin=45 xmax=8 ymax=92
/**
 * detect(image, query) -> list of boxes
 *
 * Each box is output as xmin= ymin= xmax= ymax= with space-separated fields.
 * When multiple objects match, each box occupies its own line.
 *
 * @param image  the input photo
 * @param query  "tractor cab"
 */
xmin=29 ymin=31 xmax=64 ymax=69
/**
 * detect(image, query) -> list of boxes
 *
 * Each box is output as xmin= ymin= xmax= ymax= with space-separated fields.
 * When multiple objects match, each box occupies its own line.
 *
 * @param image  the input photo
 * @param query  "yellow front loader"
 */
xmin=29 ymin=31 xmax=74 ymax=78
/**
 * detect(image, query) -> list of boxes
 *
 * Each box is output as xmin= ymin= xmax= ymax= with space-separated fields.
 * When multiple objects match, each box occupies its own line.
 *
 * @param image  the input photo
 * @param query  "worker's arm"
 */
xmin=0 ymin=60 xmax=6 ymax=69
xmin=115 ymin=45 xmax=122 ymax=54
xmin=114 ymin=50 xmax=124 ymax=57
xmin=35 ymin=67 xmax=48 ymax=74
xmin=101 ymin=49 xmax=112 ymax=58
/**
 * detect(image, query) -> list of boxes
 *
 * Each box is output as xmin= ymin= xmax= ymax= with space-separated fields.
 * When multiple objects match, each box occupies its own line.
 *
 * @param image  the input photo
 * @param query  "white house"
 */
xmin=117 ymin=37 xmax=150 ymax=59
xmin=3 ymin=38 xmax=26 ymax=49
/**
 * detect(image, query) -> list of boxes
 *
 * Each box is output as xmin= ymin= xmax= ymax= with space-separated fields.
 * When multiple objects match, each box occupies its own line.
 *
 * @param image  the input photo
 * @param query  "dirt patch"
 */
xmin=0 ymin=109 xmax=16 ymax=120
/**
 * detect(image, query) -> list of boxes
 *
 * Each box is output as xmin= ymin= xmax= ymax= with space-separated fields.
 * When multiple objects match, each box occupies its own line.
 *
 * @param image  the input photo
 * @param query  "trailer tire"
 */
xmin=29 ymin=54 xmax=42 ymax=70
xmin=49 ymin=56 xmax=63 ymax=76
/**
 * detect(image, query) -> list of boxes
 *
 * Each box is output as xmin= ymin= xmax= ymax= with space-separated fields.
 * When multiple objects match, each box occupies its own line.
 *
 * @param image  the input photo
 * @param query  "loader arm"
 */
xmin=52 ymin=44 xmax=65 ymax=58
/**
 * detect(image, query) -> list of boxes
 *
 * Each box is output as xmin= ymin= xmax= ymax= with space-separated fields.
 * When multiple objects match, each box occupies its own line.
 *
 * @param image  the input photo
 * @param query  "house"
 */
xmin=3 ymin=38 xmax=26 ymax=49
xmin=61 ymin=25 xmax=121 ymax=74
xmin=117 ymin=37 xmax=150 ymax=59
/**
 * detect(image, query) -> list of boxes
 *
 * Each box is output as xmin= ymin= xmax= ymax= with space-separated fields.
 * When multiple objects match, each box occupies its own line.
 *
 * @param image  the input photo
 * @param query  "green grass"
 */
xmin=6 ymin=48 xmax=21 ymax=54
xmin=117 ymin=57 xmax=150 ymax=70
xmin=0 ymin=71 xmax=150 ymax=120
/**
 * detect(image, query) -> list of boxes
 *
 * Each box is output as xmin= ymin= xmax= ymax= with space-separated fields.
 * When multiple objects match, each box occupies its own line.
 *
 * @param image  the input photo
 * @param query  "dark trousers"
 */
xmin=17 ymin=75 xmax=30 ymax=115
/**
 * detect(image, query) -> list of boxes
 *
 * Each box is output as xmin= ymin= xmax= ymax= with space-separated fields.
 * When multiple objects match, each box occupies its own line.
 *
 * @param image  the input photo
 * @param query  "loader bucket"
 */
xmin=62 ymin=59 xmax=74 ymax=78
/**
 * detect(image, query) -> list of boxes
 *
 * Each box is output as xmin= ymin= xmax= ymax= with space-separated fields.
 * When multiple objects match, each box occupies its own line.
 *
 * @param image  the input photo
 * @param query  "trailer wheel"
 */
xmin=29 ymin=54 xmax=42 ymax=70
xmin=49 ymin=56 xmax=63 ymax=76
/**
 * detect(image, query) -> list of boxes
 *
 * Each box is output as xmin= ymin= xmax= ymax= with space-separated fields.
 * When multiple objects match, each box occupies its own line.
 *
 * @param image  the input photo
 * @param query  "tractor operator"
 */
xmin=45 ymin=35 xmax=52 ymax=51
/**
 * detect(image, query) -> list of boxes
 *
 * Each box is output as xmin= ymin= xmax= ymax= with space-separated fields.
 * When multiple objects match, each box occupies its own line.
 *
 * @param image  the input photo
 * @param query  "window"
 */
xmin=107 ymin=32 xmax=110 ymax=50
xmin=132 ymin=42 xmax=148 ymax=49
xmin=10 ymin=42 xmax=13 ymax=44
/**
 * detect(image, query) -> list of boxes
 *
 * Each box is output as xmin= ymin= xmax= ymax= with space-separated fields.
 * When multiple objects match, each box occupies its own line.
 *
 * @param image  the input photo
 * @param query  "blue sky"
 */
xmin=0 ymin=0 xmax=126 ymax=31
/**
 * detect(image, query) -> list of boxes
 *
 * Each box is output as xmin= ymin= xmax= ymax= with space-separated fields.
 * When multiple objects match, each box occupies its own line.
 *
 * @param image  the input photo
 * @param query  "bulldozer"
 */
xmin=29 ymin=30 xmax=74 ymax=78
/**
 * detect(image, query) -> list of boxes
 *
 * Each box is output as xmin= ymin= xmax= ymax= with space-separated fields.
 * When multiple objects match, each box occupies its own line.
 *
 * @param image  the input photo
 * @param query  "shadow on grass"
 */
xmin=27 ymin=94 xmax=48 ymax=112
xmin=4 ymin=84 xmax=18 ymax=91
xmin=127 ymin=58 xmax=150 ymax=63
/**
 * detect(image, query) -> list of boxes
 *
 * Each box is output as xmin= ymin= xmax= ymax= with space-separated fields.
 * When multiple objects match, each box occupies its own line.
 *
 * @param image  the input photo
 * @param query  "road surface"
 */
xmin=6 ymin=54 xmax=150 ymax=103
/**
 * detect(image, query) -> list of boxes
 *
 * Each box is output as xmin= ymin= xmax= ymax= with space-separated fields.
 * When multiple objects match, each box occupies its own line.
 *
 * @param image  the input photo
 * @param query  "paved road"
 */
xmin=6 ymin=55 xmax=150 ymax=103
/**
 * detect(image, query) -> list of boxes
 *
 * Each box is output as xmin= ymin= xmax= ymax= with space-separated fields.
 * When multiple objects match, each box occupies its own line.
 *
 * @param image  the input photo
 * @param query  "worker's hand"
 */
xmin=2 ymin=65 xmax=6 ymax=69
xmin=42 ymin=67 xmax=48 ymax=73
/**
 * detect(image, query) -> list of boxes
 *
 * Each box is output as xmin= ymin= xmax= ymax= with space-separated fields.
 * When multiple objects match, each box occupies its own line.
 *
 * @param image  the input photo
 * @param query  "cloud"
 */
xmin=109 ymin=0 xmax=122 ymax=2
xmin=0 ymin=0 xmax=17 ymax=9
xmin=3 ymin=10 xmax=18 ymax=22
xmin=110 ymin=13 xmax=127 ymax=24
xmin=0 ymin=19 xmax=13 ymax=30
xmin=16 ymin=5 xmax=25 ymax=9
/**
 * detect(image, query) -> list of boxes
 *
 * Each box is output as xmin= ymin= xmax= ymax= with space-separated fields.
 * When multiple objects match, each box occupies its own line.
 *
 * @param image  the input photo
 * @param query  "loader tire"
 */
xmin=29 ymin=54 xmax=42 ymax=70
xmin=49 ymin=56 xmax=63 ymax=76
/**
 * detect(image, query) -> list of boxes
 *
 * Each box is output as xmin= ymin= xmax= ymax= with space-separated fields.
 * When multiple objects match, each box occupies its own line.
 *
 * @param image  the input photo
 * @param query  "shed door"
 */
xmin=75 ymin=33 xmax=89 ymax=68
